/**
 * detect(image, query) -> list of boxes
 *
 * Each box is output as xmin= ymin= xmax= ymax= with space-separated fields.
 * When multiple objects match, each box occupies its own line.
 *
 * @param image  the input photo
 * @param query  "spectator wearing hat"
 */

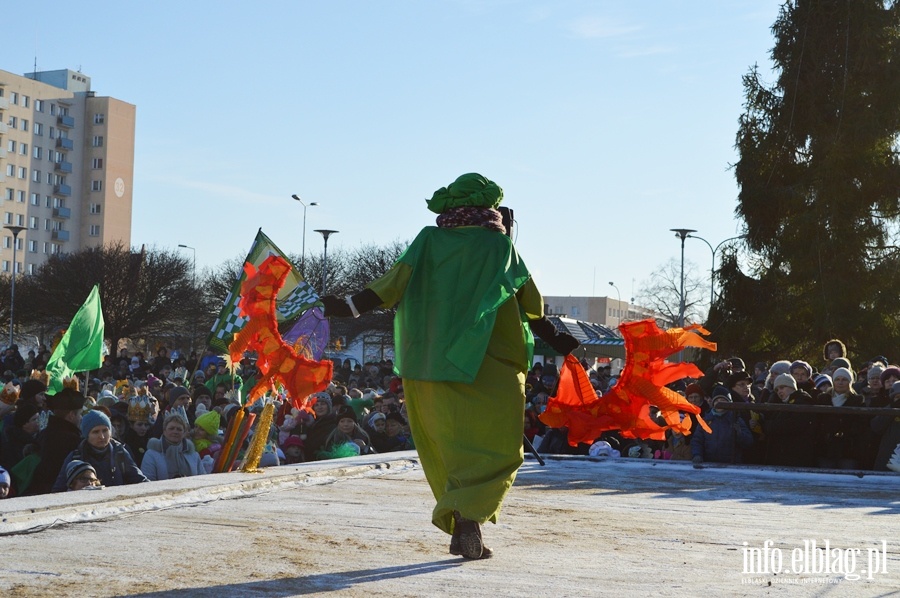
xmin=813 ymin=374 xmax=833 ymax=394
xmin=318 ymin=405 xmax=372 ymax=459
xmin=726 ymin=370 xmax=764 ymax=464
xmin=815 ymin=367 xmax=865 ymax=469
xmin=690 ymin=387 xmax=753 ymax=465
xmin=871 ymin=381 xmax=900 ymax=471
xmin=281 ymin=435 xmax=305 ymax=464
xmin=204 ymin=360 xmax=243 ymax=396
xmin=296 ymin=393 xmax=338 ymax=460
xmin=0 ymin=465 xmax=11 ymax=498
xmin=789 ymin=361 xmax=817 ymax=396
xmin=52 ymin=408 xmax=148 ymax=492
xmin=822 ymin=339 xmax=848 ymax=368
xmin=763 ymin=374 xmax=817 ymax=467
xmin=0 ymin=399 xmax=41 ymax=471
xmin=28 ymin=388 xmax=85 ymax=495
xmin=65 ymin=460 xmax=101 ymax=491
xmin=142 ymin=411 xmax=203 ymax=481
xmin=856 ymin=364 xmax=886 ymax=408
xmin=757 ymin=360 xmax=792 ymax=404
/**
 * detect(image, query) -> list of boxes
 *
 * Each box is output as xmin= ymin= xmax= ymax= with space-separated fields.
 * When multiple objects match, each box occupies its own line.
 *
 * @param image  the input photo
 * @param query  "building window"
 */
xmin=49 ymin=126 xmax=55 ymax=139
xmin=1 ymin=261 xmax=8 ymax=273
xmin=94 ymin=113 xmax=105 ymax=124
xmin=22 ymin=96 xmax=29 ymax=108
xmin=16 ymin=190 xmax=24 ymax=203
xmin=90 ymin=203 xmax=102 ymax=214
xmin=3 ymin=189 xmax=12 ymax=201
xmin=7 ymin=116 xmax=16 ymax=128
xmin=44 ymin=219 xmax=50 ymax=231
xmin=32 ymin=146 xmax=42 ymax=159
xmin=92 ymin=136 xmax=104 ymax=147
xmin=50 ymin=104 xmax=57 ymax=116
xmin=17 ymin=167 xmax=26 ymax=179
xmin=4 ymin=165 xmax=13 ymax=177
xmin=9 ymin=92 xmax=17 ymax=105
xmin=52 ymin=197 xmax=62 ymax=208
xmin=19 ymin=143 xmax=28 ymax=155
xmin=7 ymin=140 xmax=15 ymax=153
xmin=2 ymin=238 xmax=8 ymax=249
xmin=35 ymin=99 xmax=43 ymax=112
xmin=32 ymin=170 xmax=41 ymax=183
xmin=92 ymin=158 xmax=103 ymax=169
xmin=16 ymin=214 xmax=24 ymax=226
xmin=29 ymin=216 xmax=37 ymax=229
xmin=89 ymin=225 xmax=100 ymax=236
xmin=91 ymin=180 xmax=103 ymax=192
xmin=34 ymin=122 xmax=43 ymax=136
xmin=3 ymin=213 xmax=11 ymax=225
xmin=43 ymin=242 xmax=48 ymax=254
xmin=28 ymin=240 xmax=37 ymax=253
xmin=21 ymin=119 xmax=28 ymax=132
xmin=30 ymin=193 xmax=39 ymax=206
xmin=27 ymin=263 xmax=34 ymax=275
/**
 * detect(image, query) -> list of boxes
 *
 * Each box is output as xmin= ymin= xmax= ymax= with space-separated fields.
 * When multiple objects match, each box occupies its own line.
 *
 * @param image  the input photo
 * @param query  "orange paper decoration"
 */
xmin=229 ymin=254 xmax=333 ymax=410
xmin=540 ymin=319 xmax=715 ymax=444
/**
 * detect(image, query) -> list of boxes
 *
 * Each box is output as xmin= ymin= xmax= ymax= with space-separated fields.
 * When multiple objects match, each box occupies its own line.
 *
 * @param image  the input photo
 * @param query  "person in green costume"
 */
xmin=322 ymin=173 xmax=578 ymax=559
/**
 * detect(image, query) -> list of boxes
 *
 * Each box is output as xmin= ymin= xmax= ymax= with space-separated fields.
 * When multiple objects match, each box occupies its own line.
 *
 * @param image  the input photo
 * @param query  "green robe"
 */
xmin=368 ymin=226 xmax=543 ymax=534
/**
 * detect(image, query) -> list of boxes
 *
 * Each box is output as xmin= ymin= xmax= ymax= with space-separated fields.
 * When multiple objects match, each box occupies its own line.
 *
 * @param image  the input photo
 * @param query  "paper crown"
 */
xmin=127 ymin=387 xmax=154 ymax=423
xmin=0 ymin=382 xmax=20 ymax=406
xmin=30 ymin=369 xmax=51 ymax=388
xmin=62 ymin=376 xmax=80 ymax=392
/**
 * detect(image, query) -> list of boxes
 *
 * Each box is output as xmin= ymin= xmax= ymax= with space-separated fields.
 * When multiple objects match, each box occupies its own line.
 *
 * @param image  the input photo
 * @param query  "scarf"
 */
xmin=436 ymin=206 xmax=505 ymax=233
xmin=151 ymin=437 xmax=195 ymax=478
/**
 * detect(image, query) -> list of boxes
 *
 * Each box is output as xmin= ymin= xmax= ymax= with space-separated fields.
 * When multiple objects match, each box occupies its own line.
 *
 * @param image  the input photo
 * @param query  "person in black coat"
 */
xmin=691 ymin=389 xmax=753 ymax=465
xmin=28 ymin=388 xmax=85 ymax=495
xmin=763 ymin=374 xmax=816 ymax=467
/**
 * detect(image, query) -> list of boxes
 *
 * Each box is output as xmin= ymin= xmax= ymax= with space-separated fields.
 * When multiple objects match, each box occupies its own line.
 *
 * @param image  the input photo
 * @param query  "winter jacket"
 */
xmin=691 ymin=409 xmax=753 ymax=464
xmin=140 ymin=437 xmax=203 ymax=481
xmin=763 ymin=389 xmax=817 ymax=467
xmin=28 ymin=415 xmax=82 ymax=495
xmin=52 ymin=438 xmax=148 ymax=492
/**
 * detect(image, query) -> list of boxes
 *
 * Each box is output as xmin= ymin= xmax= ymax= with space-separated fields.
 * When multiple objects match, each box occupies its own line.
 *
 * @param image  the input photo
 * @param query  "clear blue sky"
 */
xmin=5 ymin=0 xmax=783 ymax=300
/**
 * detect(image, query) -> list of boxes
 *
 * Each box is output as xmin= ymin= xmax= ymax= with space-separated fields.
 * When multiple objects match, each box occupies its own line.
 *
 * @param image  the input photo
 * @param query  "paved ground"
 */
xmin=2 ymin=452 xmax=899 ymax=597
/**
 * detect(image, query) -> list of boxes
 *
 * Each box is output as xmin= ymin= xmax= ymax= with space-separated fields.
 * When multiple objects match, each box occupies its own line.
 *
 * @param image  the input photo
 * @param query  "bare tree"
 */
xmin=636 ymin=258 xmax=706 ymax=326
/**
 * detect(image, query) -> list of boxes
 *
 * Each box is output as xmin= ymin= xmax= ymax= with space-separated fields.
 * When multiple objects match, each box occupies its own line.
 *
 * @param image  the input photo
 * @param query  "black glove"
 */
xmin=321 ymin=289 xmax=384 ymax=318
xmin=528 ymin=316 xmax=580 ymax=355
xmin=321 ymin=295 xmax=351 ymax=318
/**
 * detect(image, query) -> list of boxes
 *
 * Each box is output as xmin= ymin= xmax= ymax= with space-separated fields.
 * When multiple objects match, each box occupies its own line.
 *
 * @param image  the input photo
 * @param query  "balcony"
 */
xmin=0 ymin=97 xmax=8 ymax=110
xmin=0 ymin=122 xmax=8 ymax=134
xmin=57 ymin=115 xmax=75 ymax=129
xmin=54 ymin=184 xmax=72 ymax=196
xmin=0 ymin=148 xmax=6 ymax=159
xmin=56 ymin=138 xmax=74 ymax=150
xmin=52 ymin=207 xmax=71 ymax=219
xmin=52 ymin=229 xmax=70 ymax=241
xmin=55 ymin=161 xmax=73 ymax=174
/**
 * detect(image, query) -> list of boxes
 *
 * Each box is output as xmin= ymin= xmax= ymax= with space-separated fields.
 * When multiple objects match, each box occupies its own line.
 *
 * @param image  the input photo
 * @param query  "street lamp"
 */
xmin=685 ymin=234 xmax=745 ymax=308
xmin=608 ymin=281 xmax=622 ymax=326
xmin=292 ymin=195 xmax=318 ymax=276
xmin=314 ymin=229 xmax=339 ymax=295
xmin=4 ymin=225 xmax=25 ymax=347
xmin=670 ymin=228 xmax=696 ymax=328
xmin=177 ymin=244 xmax=197 ymax=355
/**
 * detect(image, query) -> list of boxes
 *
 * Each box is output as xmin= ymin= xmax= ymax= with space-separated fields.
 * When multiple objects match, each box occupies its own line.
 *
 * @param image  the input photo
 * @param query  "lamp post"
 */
xmin=314 ymin=229 xmax=339 ymax=295
xmin=292 ymin=195 xmax=318 ymax=276
xmin=670 ymin=228 xmax=696 ymax=328
xmin=4 ymin=225 xmax=25 ymax=347
xmin=685 ymin=234 xmax=745 ymax=308
xmin=608 ymin=281 xmax=622 ymax=326
xmin=177 ymin=244 xmax=196 ymax=355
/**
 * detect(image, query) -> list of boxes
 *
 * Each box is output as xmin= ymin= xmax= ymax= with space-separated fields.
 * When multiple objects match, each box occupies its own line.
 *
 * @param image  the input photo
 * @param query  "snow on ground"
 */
xmin=2 ymin=453 xmax=899 ymax=597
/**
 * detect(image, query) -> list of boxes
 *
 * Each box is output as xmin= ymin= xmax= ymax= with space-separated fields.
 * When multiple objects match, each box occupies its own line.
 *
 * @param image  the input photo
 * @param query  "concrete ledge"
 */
xmin=0 ymin=451 xmax=420 ymax=536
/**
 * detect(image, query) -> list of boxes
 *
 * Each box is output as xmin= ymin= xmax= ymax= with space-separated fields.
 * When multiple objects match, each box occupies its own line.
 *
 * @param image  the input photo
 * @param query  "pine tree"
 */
xmin=715 ymin=0 xmax=900 ymax=365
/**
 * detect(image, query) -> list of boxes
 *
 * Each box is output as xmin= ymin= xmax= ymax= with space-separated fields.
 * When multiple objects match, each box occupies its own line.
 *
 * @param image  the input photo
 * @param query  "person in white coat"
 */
xmin=141 ymin=412 xmax=203 ymax=481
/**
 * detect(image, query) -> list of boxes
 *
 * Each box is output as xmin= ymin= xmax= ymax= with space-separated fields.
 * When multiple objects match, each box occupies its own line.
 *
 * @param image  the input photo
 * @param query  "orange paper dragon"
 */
xmin=540 ymin=319 xmax=715 ymax=444
xmin=229 ymin=254 xmax=333 ymax=409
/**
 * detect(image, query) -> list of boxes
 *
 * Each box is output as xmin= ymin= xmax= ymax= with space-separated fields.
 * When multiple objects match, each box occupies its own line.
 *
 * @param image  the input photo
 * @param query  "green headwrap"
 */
xmin=426 ymin=173 xmax=503 ymax=214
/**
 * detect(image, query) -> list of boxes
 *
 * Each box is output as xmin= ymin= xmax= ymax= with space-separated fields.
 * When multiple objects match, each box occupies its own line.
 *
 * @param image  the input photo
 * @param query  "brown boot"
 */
xmin=450 ymin=511 xmax=492 ymax=559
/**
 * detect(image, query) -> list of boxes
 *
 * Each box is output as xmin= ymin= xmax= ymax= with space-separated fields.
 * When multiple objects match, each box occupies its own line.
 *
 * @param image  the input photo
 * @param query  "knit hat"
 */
xmin=684 ymin=383 xmax=704 ymax=397
xmin=46 ymin=387 xmax=86 ymax=411
xmin=283 ymin=435 xmax=304 ymax=449
xmin=13 ymin=401 xmax=40 ymax=427
xmin=65 ymin=460 xmax=97 ymax=488
xmin=313 ymin=392 xmax=332 ymax=409
xmin=789 ymin=360 xmax=812 ymax=378
xmin=832 ymin=367 xmax=855 ymax=383
xmin=830 ymin=357 xmax=852 ymax=371
xmin=814 ymin=374 xmax=833 ymax=389
xmin=367 ymin=412 xmax=386 ymax=427
xmin=728 ymin=357 xmax=746 ymax=372
xmin=334 ymin=405 xmax=356 ymax=423
xmin=194 ymin=410 xmax=220 ymax=437
xmin=20 ymin=378 xmax=47 ymax=402
xmin=0 ymin=465 xmax=9 ymax=487
xmin=80 ymin=409 xmax=112 ymax=438
xmin=867 ymin=364 xmax=886 ymax=380
xmin=711 ymin=386 xmax=731 ymax=399
xmin=167 ymin=386 xmax=191 ymax=405
xmin=386 ymin=411 xmax=407 ymax=426
xmin=879 ymin=367 xmax=900 ymax=385
xmin=426 ymin=173 xmax=503 ymax=214
xmin=769 ymin=360 xmax=792 ymax=376
xmin=773 ymin=373 xmax=797 ymax=391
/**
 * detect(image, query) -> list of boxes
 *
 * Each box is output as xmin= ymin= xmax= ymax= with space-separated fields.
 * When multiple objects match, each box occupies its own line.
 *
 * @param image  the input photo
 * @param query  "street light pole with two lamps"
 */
xmin=685 ymin=233 xmax=745 ymax=308
xmin=314 ymin=229 xmax=339 ymax=295
xmin=608 ymin=281 xmax=622 ymax=327
xmin=292 ymin=194 xmax=318 ymax=277
xmin=669 ymin=228 xmax=696 ymax=328
xmin=5 ymin=225 xmax=25 ymax=347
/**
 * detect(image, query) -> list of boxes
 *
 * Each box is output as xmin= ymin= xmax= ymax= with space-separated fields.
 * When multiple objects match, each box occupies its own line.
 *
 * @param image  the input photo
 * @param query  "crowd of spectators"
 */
xmin=527 ymin=339 xmax=900 ymax=473
xmin=0 ymin=345 xmax=412 ymax=499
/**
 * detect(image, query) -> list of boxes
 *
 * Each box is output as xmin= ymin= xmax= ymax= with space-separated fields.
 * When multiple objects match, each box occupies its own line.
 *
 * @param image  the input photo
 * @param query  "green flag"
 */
xmin=207 ymin=229 xmax=320 ymax=354
xmin=46 ymin=285 xmax=105 ymax=395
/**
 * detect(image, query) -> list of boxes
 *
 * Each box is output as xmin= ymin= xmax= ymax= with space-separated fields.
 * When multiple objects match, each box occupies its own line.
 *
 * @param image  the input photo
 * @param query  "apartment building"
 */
xmin=0 ymin=68 xmax=134 ymax=274
xmin=543 ymin=295 xmax=670 ymax=330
